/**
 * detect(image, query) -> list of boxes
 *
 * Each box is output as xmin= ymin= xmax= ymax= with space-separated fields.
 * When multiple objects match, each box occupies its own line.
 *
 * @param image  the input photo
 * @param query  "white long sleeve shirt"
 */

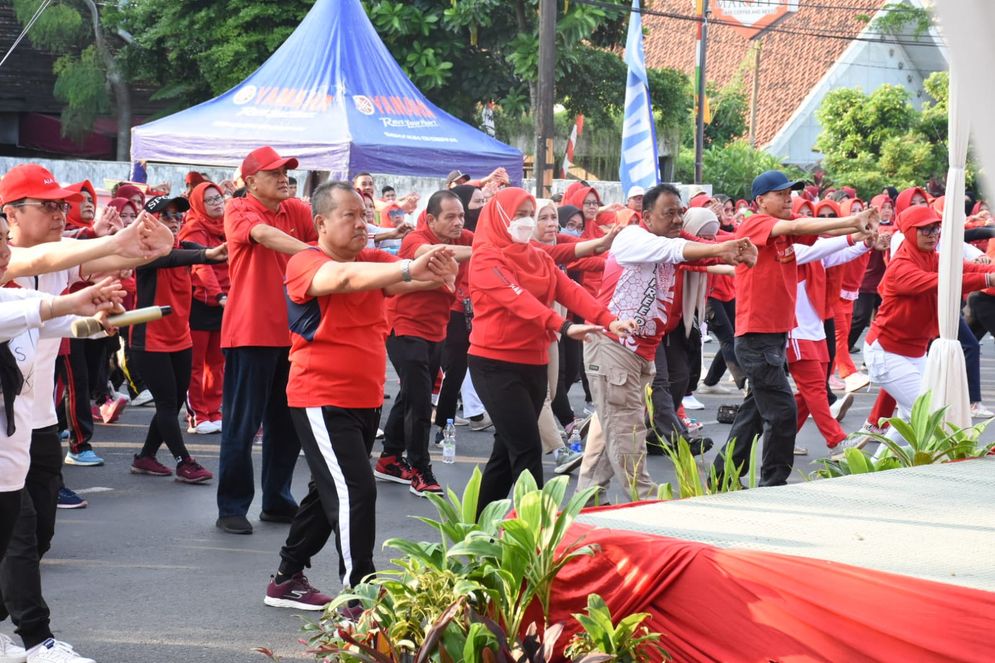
xmin=790 ymin=237 xmax=871 ymax=343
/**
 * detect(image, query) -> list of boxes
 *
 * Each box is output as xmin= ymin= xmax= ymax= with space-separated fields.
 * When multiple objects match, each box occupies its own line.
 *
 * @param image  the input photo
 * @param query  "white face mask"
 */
xmin=508 ymin=216 xmax=536 ymax=244
xmin=561 ymin=227 xmax=582 ymax=237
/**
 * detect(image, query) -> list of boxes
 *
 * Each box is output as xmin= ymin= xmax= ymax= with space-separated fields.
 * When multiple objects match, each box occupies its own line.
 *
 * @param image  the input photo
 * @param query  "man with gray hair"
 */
xmin=216 ymin=146 xmax=318 ymax=535
xmin=264 ymin=181 xmax=457 ymax=614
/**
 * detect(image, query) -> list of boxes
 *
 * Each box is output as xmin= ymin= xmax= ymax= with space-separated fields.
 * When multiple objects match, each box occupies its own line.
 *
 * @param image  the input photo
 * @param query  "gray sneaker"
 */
xmin=468 ymin=414 xmax=493 ymax=431
xmin=553 ymin=446 xmax=583 ymax=475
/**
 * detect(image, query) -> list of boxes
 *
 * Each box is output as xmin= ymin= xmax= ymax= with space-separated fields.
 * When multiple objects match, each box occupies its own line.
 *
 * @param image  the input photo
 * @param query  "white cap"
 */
xmin=626 ymin=185 xmax=645 ymax=200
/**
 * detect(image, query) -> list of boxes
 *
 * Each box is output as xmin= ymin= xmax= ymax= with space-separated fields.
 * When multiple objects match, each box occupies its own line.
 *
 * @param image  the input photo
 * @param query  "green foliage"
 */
xmin=863 ymin=392 xmax=995 ymax=467
xmin=301 ymin=468 xmax=604 ymax=661
xmin=563 ymin=594 xmax=669 ymax=662
xmin=811 ymin=447 xmax=902 ymax=479
xmin=674 ymin=141 xmax=799 ymax=200
xmin=52 ymin=46 xmax=109 ymax=141
xmin=869 ymin=2 xmax=933 ymax=37
xmin=814 ymin=73 xmax=955 ymax=199
xmin=121 ymin=0 xmax=315 ymax=108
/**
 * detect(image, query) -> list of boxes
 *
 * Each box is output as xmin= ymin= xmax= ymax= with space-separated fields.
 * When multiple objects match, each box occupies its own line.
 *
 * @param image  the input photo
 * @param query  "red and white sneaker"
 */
xmin=374 ymin=454 xmax=415 ymax=484
xmin=175 ymin=458 xmax=213 ymax=484
xmin=99 ymin=396 xmax=128 ymax=424
xmin=264 ymin=573 xmax=333 ymax=611
xmin=409 ymin=468 xmax=443 ymax=498
xmin=130 ymin=454 xmax=172 ymax=476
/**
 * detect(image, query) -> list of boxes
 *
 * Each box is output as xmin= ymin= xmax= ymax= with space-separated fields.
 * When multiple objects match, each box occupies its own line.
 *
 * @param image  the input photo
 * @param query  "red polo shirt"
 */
xmin=734 ymin=214 xmax=816 ymax=336
xmin=221 ymin=195 xmax=318 ymax=348
xmin=285 ymin=247 xmax=398 ymax=409
xmin=386 ymin=227 xmax=473 ymax=341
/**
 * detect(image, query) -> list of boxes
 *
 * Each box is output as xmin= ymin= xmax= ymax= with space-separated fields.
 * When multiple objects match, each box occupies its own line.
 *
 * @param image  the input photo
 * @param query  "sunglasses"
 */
xmin=12 ymin=200 xmax=70 ymax=214
xmin=161 ymin=211 xmax=185 ymax=220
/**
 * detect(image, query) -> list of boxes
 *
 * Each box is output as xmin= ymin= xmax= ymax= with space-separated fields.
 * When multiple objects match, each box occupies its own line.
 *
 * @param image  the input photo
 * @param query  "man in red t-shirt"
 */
xmin=712 ymin=171 xmax=876 ymax=487
xmin=377 ymin=190 xmax=473 ymax=497
xmin=263 ymin=181 xmax=456 ymax=612
xmin=216 ymin=146 xmax=319 ymax=535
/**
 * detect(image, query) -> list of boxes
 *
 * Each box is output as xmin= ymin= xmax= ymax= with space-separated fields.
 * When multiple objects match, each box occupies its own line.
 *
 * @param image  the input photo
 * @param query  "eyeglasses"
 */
xmin=917 ymin=225 xmax=941 ymax=237
xmin=203 ymin=195 xmax=224 ymax=205
xmin=161 ymin=211 xmax=184 ymax=220
xmin=12 ymin=201 xmax=70 ymax=214
xmin=582 ymin=200 xmax=599 ymax=207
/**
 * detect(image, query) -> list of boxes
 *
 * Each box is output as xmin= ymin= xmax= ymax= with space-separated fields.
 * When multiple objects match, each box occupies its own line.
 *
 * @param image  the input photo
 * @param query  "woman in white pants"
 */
xmin=863 ymin=205 xmax=995 ymax=448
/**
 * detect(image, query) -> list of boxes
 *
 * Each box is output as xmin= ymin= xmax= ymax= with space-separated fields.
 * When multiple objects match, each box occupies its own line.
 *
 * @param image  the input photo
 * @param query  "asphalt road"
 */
xmin=24 ymin=339 xmax=995 ymax=662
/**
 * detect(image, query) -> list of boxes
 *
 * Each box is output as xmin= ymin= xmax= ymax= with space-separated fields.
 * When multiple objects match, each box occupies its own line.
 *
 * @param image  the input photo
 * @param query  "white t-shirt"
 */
xmin=13 ymin=268 xmax=81 ymax=429
xmin=0 ymin=288 xmax=78 ymax=491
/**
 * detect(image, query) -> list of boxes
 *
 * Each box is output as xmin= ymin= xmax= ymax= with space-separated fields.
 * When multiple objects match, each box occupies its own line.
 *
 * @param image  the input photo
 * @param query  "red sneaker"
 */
xmin=263 ymin=573 xmax=332 ymax=611
xmin=374 ymin=454 xmax=415 ymax=484
xmin=130 ymin=454 xmax=172 ymax=476
xmin=175 ymin=458 xmax=213 ymax=484
xmin=99 ymin=396 xmax=128 ymax=424
xmin=409 ymin=467 xmax=443 ymax=498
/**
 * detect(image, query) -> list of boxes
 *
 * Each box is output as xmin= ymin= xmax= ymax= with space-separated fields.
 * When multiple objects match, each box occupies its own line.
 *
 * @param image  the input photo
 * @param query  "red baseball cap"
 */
xmin=0 ymin=164 xmax=83 ymax=205
xmin=240 ymin=146 xmax=299 ymax=178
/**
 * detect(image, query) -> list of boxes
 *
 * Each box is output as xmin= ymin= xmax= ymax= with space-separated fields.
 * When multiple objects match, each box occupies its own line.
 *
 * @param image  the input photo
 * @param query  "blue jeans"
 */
xmin=958 ymin=316 xmax=982 ymax=403
xmin=216 ymin=347 xmax=300 ymax=518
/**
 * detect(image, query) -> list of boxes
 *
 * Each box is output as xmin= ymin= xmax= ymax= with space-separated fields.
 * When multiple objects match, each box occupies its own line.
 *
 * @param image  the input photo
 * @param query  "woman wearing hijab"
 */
xmin=129 ymin=196 xmax=227 ymax=483
xmin=530 ymin=199 xmax=618 ymax=474
xmin=699 ymin=199 xmax=747 ymax=393
xmin=450 ymin=184 xmax=485 ymax=233
xmin=467 ymin=188 xmax=634 ymax=510
xmin=864 ymin=206 xmax=995 ymax=451
xmin=177 ymin=182 xmax=229 ymax=434
xmin=832 ymin=198 xmax=874 ymax=390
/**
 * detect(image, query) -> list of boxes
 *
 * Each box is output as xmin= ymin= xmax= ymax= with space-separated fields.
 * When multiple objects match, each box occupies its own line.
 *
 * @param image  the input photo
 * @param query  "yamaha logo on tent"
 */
xmin=233 ymin=85 xmax=257 ymax=105
xmin=353 ymin=95 xmax=376 ymax=115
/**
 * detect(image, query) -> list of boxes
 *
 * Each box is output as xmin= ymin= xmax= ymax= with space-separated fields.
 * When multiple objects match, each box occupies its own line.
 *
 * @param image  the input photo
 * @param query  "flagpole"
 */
xmin=536 ymin=0 xmax=556 ymax=197
xmin=694 ymin=0 xmax=709 ymax=184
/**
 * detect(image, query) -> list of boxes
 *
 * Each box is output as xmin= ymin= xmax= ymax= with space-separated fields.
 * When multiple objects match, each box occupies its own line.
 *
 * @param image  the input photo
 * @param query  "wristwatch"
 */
xmin=400 ymin=259 xmax=413 ymax=282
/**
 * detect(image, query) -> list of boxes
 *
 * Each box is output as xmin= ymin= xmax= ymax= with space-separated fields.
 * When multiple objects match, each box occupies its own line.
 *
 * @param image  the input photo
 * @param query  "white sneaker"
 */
xmin=702 ymin=333 xmax=714 ymax=343
xmin=26 ymin=639 xmax=94 ymax=663
xmin=131 ymin=389 xmax=154 ymax=406
xmin=375 ymin=428 xmax=385 ymax=439
xmin=843 ymin=372 xmax=870 ymax=393
xmin=211 ymin=420 xmax=222 ymax=433
xmin=829 ymin=393 xmax=854 ymax=422
xmin=453 ymin=416 xmax=470 ymax=426
xmin=696 ymin=383 xmax=732 ymax=395
xmin=682 ymin=395 xmax=705 ymax=411
xmin=191 ymin=421 xmax=218 ymax=435
xmin=971 ymin=402 xmax=994 ymax=419
xmin=0 ymin=633 xmax=26 ymax=663
xmin=830 ymin=434 xmax=869 ymax=460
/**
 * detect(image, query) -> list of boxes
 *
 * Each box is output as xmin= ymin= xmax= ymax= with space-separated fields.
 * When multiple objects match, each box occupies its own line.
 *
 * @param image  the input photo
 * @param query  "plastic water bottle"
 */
xmin=567 ymin=428 xmax=583 ymax=454
xmin=442 ymin=419 xmax=456 ymax=464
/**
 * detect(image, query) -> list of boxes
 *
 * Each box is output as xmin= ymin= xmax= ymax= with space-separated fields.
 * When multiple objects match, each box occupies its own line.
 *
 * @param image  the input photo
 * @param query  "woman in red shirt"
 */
xmin=864 ymin=205 xmax=995 ymax=446
xmin=178 ymin=182 xmax=229 ymax=434
xmin=467 ymin=188 xmax=634 ymax=510
xmin=129 ymin=196 xmax=227 ymax=483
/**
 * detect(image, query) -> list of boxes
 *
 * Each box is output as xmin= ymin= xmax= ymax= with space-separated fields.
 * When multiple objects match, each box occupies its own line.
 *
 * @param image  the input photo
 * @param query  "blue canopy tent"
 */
xmin=131 ymin=0 xmax=522 ymax=181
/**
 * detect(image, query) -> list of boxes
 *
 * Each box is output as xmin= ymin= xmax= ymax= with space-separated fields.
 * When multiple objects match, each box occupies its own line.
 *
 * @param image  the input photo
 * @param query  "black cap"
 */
xmin=446 ymin=170 xmax=470 ymax=187
xmin=144 ymin=195 xmax=190 ymax=214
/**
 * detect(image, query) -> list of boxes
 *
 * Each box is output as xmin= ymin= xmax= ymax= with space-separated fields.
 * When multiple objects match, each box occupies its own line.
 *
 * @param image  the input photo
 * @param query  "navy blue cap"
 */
xmin=751 ymin=170 xmax=805 ymax=199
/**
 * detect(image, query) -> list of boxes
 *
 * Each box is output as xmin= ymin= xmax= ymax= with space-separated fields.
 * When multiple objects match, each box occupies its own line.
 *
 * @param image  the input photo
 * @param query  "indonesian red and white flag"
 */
xmin=561 ymin=115 xmax=584 ymax=179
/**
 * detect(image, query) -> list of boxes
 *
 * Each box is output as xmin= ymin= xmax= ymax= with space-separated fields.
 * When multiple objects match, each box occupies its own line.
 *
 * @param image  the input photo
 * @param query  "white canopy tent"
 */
xmin=921 ymin=1 xmax=995 ymax=427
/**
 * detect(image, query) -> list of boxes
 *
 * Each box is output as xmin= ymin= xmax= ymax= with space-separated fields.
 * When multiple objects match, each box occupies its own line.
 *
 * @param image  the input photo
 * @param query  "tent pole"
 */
xmin=536 ymin=0 xmax=556 ymax=197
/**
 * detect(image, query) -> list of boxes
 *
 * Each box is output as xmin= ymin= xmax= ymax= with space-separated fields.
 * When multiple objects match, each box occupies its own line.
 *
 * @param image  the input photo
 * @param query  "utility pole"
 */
xmin=694 ymin=0 xmax=709 ymax=184
xmin=749 ymin=40 xmax=762 ymax=147
xmin=536 ymin=0 xmax=556 ymax=197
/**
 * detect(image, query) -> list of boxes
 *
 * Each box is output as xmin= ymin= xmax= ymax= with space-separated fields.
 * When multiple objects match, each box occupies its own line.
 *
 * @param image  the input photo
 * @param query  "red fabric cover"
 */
xmin=547 ymin=515 xmax=995 ymax=663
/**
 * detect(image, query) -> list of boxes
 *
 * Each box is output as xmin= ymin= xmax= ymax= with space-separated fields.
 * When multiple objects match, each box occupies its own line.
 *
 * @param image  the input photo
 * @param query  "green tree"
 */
xmin=12 ymin=0 xmax=133 ymax=158
xmin=675 ymin=140 xmax=798 ymax=200
xmin=814 ymin=75 xmax=950 ymax=199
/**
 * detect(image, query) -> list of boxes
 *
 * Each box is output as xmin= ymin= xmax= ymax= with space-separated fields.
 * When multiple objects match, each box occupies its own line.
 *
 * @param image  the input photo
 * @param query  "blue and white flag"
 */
xmin=619 ymin=0 xmax=660 ymax=194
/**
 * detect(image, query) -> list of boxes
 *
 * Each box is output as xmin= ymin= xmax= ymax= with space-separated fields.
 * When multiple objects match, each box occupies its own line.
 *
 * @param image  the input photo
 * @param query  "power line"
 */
xmin=574 ymin=0 xmax=939 ymax=47
xmin=0 ymin=0 xmax=53 ymax=71
xmin=712 ymin=0 xmax=916 ymax=11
